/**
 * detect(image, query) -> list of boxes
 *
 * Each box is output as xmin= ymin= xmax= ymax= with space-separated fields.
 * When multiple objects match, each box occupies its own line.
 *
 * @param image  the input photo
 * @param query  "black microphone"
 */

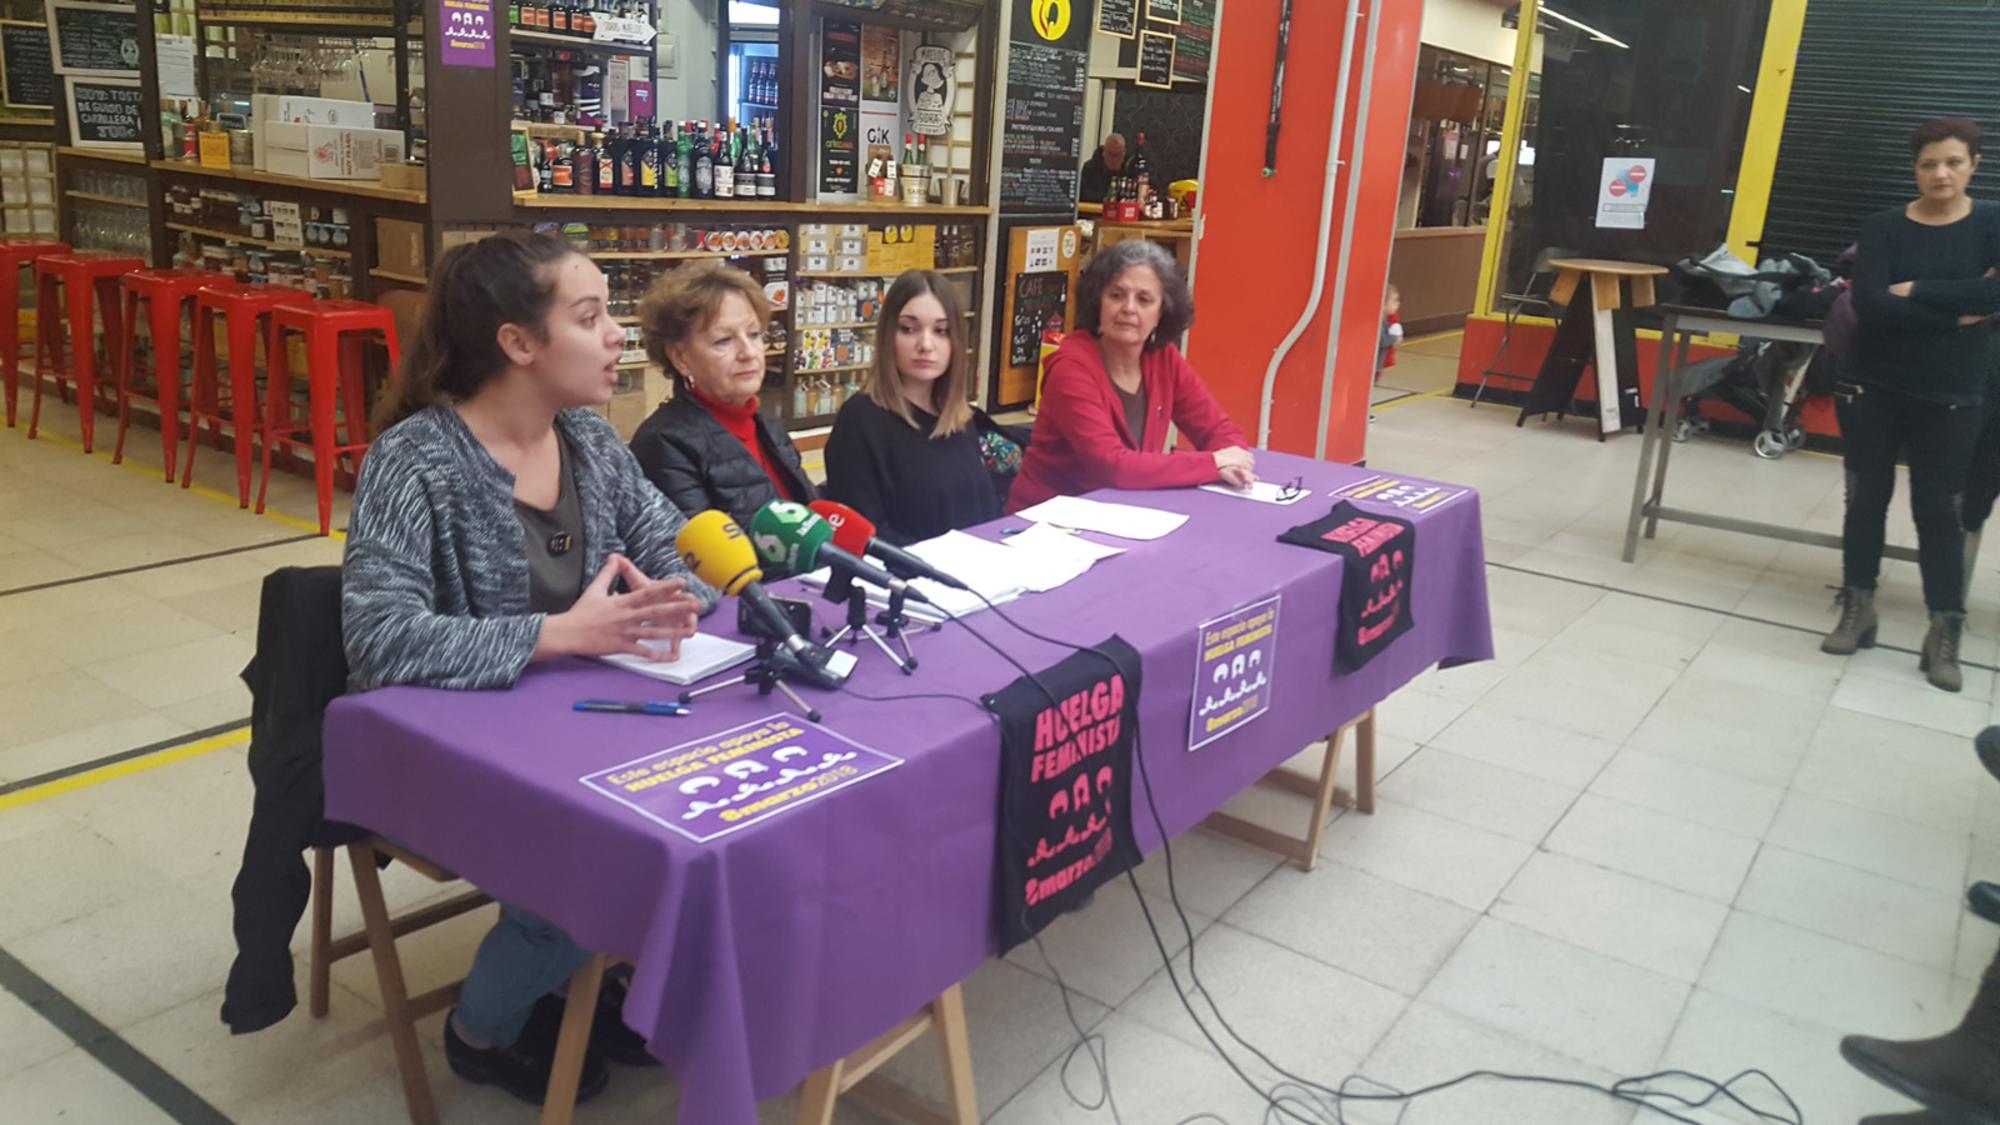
xmin=810 ymin=500 xmax=971 ymax=591
xmin=752 ymin=501 xmax=934 ymax=605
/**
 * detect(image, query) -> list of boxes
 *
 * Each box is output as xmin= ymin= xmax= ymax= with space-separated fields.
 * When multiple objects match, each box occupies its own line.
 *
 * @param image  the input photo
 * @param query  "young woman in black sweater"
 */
xmin=823 ymin=270 xmax=1008 ymax=543
xmin=1825 ymin=118 xmax=2000 ymax=691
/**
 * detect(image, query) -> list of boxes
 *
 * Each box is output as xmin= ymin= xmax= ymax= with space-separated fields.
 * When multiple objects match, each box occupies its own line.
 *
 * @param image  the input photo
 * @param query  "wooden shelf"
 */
xmin=168 ymin=222 xmax=350 ymax=258
xmin=794 ymin=362 xmax=872 ymax=375
xmin=370 ymin=268 xmax=427 ymax=284
xmin=765 ymin=345 xmax=786 ymax=356
xmin=67 ymin=191 xmax=147 ymax=210
xmin=511 ymin=120 xmax=590 ymax=139
xmin=796 ymin=319 xmax=877 ymax=330
xmin=194 ymin=10 xmax=409 ymax=33
xmin=58 ymin=146 xmax=147 ymax=166
xmin=587 ymin=248 xmax=789 ymax=260
xmin=795 ymin=266 xmax=979 ymax=279
xmin=512 ymin=29 xmax=652 ymax=55
xmin=515 ymin=194 xmax=992 ymax=216
xmin=153 ymin=160 xmax=428 ymax=205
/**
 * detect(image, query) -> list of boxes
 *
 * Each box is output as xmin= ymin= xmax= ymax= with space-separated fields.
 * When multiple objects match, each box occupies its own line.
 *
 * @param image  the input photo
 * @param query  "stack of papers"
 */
xmin=1000 ymin=522 xmax=1123 ymax=591
xmin=1015 ymin=495 xmax=1189 ymax=540
xmin=599 ymin=633 xmax=757 ymax=685
xmin=800 ymin=532 xmax=1029 ymax=623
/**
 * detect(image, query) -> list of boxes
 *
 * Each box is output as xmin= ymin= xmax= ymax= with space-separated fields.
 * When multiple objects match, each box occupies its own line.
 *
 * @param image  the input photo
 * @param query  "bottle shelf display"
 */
xmin=514 ymin=116 xmax=781 ymax=202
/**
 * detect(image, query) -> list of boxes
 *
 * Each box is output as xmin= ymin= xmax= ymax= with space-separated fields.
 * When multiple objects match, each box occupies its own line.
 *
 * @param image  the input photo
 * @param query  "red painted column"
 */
xmin=1187 ymin=0 xmax=1422 ymax=464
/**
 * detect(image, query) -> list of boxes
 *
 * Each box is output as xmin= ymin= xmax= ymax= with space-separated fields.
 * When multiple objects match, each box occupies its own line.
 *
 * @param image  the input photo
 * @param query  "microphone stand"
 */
xmin=820 ymin=570 xmax=917 ymax=674
xmin=678 ymin=635 xmax=825 ymax=722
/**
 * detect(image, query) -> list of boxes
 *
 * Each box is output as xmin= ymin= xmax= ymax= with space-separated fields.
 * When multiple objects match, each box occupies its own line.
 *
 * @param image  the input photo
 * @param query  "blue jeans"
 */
xmin=455 ymin=904 xmax=591 ymax=1047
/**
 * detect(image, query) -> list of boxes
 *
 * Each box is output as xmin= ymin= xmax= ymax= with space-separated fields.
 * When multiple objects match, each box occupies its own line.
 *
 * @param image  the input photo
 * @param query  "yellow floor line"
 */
xmin=16 ymin=427 xmax=340 ymax=540
xmin=0 ymin=726 xmax=249 ymax=811
xmin=1402 ymin=328 xmax=1465 ymax=348
xmin=1373 ymin=387 xmax=1456 ymax=412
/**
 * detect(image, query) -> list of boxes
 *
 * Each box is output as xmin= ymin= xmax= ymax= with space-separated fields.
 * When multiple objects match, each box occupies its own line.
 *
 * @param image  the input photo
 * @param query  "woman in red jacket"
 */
xmin=1008 ymin=239 xmax=1256 ymax=512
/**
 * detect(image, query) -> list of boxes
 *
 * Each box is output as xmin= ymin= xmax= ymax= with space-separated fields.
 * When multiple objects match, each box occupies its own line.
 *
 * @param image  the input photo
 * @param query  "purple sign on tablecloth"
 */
xmin=581 ymin=714 xmax=901 ymax=843
xmin=439 ymin=0 xmax=495 ymax=68
xmin=1188 ymin=595 xmax=1280 ymax=751
xmin=1330 ymin=474 xmax=1469 ymax=514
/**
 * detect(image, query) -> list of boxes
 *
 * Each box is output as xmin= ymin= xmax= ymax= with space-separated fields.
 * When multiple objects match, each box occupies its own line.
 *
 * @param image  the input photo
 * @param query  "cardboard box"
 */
xmin=263 ymin=122 xmax=406 ymax=181
xmin=836 ymin=254 xmax=866 ymax=274
xmin=377 ymin=217 xmax=426 ymax=278
xmin=803 ymin=253 xmax=831 ymax=273
xmin=802 ymin=236 xmax=831 ymax=256
xmin=255 ymin=97 xmax=379 ymax=170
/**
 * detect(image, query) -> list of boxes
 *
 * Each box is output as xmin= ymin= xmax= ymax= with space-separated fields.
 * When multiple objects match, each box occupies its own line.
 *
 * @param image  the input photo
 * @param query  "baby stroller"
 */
xmin=1671 ymin=339 xmax=1819 ymax=459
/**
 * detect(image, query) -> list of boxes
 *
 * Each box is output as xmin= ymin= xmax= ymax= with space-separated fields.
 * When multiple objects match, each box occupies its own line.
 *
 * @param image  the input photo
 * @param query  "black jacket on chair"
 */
xmin=629 ymin=394 xmax=816 ymax=529
xmin=221 ymin=565 xmax=367 ymax=1034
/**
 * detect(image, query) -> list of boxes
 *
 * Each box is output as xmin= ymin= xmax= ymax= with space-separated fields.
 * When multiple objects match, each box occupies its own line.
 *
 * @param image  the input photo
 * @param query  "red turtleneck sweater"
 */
xmin=689 ymin=385 xmax=799 ymax=501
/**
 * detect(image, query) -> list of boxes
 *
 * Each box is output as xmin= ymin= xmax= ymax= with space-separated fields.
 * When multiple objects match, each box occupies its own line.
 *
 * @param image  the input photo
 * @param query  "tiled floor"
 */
xmin=3 ymin=332 xmax=1993 ymax=1123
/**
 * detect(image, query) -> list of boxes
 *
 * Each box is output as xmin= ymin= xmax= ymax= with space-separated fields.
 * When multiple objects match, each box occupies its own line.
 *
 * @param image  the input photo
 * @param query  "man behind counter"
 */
xmin=1080 ymin=132 xmax=1128 ymax=203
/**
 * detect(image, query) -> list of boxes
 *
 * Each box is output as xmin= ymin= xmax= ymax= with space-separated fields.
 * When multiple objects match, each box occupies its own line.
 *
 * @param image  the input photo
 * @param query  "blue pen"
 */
xmin=574 ymin=699 xmax=693 ymax=717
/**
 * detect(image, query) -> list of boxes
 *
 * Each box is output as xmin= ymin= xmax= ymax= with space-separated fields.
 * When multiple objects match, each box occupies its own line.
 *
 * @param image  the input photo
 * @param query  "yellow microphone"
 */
xmin=676 ymin=510 xmax=764 ymax=596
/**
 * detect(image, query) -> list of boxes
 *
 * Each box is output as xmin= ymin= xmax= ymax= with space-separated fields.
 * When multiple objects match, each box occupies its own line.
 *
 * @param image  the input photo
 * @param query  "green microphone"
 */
xmin=749 ymin=501 xmax=931 ymax=603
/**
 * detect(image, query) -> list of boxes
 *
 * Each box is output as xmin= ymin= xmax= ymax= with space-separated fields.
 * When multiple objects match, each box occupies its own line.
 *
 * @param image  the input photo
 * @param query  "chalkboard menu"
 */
xmin=1009 ymin=271 xmax=1069 ymax=368
xmin=1136 ymin=30 xmax=1174 ymax=89
xmin=1097 ymin=0 xmax=1135 ymax=38
xmin=1145 ymin=0 xmax=1180 ymax=23
xmin=68 ymin=78 xmax=141 ymax=144
xmin=53 ymin=4 xmax=140 ymax=75
xmin=3 ymin=25 xmax=53 ymax=109
xmin=999 ymin=0 xmax=1092 ymax=215
xmin=1172 ymin=0 xmax=1215 ymax=83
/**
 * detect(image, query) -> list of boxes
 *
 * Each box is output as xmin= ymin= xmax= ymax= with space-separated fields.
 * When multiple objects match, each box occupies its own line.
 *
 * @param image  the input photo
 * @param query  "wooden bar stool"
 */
xmin=0 ymin=237 xmax=68 ymax=428
xmin=1202 ymin=708 xmax=1377 ymax=871
xmin=260 ymin=299 xmax=399 ymax=536
xmin=184 ymin=283 xmax=306 ymax=506
xmin=26 ymin=251 xmax=142 ymax=452
xmin=112 ymin=268 xmax=228 ymax=480
xmin=310 ymin=835 xmax=491 ymax=1125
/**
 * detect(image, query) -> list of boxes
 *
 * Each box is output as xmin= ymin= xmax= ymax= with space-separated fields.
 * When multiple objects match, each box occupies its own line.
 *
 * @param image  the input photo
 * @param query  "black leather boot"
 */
xmin=1972 ymin=882 xmax=2000 ymax=927
xmin=1841 ymin=951 xmax=2000 ymax=1124
xmin=1976 ymin=727 xmax=2000 ymax=785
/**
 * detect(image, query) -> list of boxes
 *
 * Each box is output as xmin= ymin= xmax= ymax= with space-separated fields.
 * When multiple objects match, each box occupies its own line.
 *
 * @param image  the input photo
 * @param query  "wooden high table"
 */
xmin=1516 ymin=258 xmax=1669 ymax=439
xmin=1093 ymin=216 xmax=1197 ymax=271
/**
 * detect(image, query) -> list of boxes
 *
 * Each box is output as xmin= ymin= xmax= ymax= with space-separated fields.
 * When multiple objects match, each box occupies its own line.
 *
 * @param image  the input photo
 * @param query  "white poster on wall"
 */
xmin=1596 ymin=157 xmax=1656 ymax=230
xmin=906 ymin=44 xmax=954 ymax=137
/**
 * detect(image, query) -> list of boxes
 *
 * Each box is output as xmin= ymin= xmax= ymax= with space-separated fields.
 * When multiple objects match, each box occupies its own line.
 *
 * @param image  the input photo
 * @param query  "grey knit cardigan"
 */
xmin=342 ymin=405 xmax=721 ymax=692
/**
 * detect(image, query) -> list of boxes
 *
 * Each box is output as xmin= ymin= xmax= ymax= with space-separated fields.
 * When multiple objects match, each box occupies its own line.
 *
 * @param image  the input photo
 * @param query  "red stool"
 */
xmin=0 ymin=238 xmax=69 ymax=428
xmin=260 ymin=299 xmax=400 ymax=536
xmin=113 ymin=268 xmax=229 ymax=480
xmin=184 ymin=283 xmax=308 ymax=507
xmin=27 ymin=251 xmax=142 ymax=452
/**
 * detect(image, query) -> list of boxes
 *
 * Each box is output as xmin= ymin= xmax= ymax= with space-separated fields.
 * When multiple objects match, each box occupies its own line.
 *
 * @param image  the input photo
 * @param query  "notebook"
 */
xmin=598 ymin=633 xmax=758 ymax=685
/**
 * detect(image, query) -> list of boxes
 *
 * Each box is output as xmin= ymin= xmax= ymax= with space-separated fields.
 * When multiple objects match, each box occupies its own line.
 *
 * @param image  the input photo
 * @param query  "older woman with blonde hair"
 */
xmin=824 ymin=269 xmax=1017 ymax=543
xmin=630 ymin=260 xmax=814 ymax=526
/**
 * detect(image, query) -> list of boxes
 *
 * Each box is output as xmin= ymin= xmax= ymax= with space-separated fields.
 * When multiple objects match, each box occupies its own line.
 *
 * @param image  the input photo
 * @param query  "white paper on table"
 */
xmin=1198 ymin=480 xmax=1311 ymax=506
xmin=797 ymin=534 xmax=1026 ymax=623
xmin=998 ymin=521 xmax=1123 ymax=592
xmin=598 ymin=633 xmax=757 ymax=685
xmin=1014 ymin=495 xmax=1189 ymax=541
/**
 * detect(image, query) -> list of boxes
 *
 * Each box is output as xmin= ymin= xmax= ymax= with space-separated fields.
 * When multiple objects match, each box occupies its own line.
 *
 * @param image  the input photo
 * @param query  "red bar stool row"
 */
xmin=0 ymin=238 xmax=396 ymax=536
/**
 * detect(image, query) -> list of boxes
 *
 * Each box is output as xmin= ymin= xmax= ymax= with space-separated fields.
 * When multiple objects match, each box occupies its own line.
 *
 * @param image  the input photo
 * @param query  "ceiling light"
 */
xmin=1540 ymin=6 xmax=1630 ymax=49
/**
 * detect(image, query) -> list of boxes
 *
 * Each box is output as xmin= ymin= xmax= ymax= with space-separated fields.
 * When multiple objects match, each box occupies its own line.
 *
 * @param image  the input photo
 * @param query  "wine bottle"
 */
xmin=1131 ymin=131 xmax=1153 ymax=207
xmin=738 ymin=124 xmax=759 ymax=199
xmin=658 ymin=121 xmax=678 ymax=196
xmin=694 ymin=119 xmax=715 ymax=199
xmin=758 ymin=120 xmax=778 ymax=198
xmin=714 ymin=118 xmax=736 ymax=199
xmin=675 ymin=120 xmax=693 ymax=198
xmin=618 ymin=124 xmax=640 ymax=194
xmin=596 ymin=126 xmax=618 ymax=194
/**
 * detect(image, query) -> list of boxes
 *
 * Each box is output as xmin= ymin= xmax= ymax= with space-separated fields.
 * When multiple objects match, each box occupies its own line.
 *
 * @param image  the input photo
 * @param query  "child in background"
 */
xmin=1377 ymin=284 xmax=1403 ymax=381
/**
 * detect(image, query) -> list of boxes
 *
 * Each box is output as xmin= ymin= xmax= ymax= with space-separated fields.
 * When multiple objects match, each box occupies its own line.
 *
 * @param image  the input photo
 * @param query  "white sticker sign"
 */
xmin=1595 ymin=157 xmax=1655 ymax=230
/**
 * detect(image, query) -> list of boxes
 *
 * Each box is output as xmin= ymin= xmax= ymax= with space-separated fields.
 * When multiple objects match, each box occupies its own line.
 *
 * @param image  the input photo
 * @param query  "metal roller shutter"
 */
xmin=1761 ymin=0 xmax=2000 ymax=264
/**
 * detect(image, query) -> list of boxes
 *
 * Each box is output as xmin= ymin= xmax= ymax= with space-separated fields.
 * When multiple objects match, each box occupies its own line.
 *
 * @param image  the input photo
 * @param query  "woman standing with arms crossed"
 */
xmin=344 ymin=231 xmax=715 ymax=1103
xmin=1824 ymin=118 xmax=2000 ymax=692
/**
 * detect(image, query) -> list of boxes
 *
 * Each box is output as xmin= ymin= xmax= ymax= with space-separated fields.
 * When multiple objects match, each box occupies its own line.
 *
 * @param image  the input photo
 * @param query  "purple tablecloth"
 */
xmin=323 ymin=452 xmax=1492 ymax=1125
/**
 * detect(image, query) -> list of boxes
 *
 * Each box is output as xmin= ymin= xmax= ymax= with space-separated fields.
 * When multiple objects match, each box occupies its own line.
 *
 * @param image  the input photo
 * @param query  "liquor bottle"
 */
xmin=618 ymin=123 xmax=641 ymax=194
xmin=693 ymin=120 xmax=715 ymax=198
xmin=758 ymin=120 xmax=778 ymax=198
xmin=1130 ymin=131 xmax=1153 ymax=208
xmin=576 ymin=132 xmax=599 ymax=195
xmin=738 ymin=124 xmax=759 ymax=199
xmin=675 ymin=120 xmax=693 ymax=198
xmin=713 ymin=119 xmax=736 ymax=199
xmin=550 ymin=0 xmax=568 ymax=34
xmin=536 ymin=140 xmax=555 ymax=193
xmin=902 ymin=131 xmax=917 ymax=169
xmin=508 ymin=0 xmax=520 ymax=26
xmin=638 ymin=120 xmax=660 ymax=193
xmin=575 ymin=0 xmax=594 ymax=37
xmin=551 ymin=140 xmax=576 ymax=192
xmin=597 ymin=126 xmax=618 ymax=193
xmin=658 ymin=121 xmax=678 ymax=196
